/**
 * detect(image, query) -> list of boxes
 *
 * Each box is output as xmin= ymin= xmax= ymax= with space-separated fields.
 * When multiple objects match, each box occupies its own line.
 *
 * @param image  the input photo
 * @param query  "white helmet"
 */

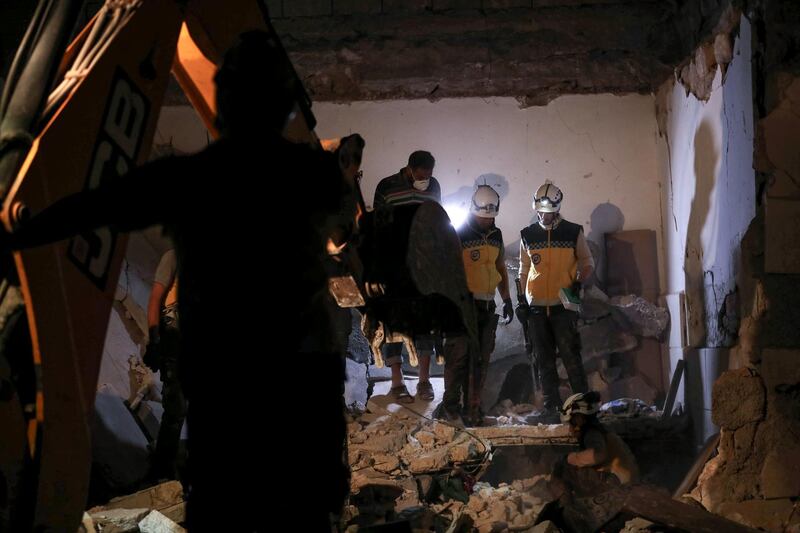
xmin=533 ymin=183 xmax=563 ymax=213
xmin=559 ymin=391 xmax=601 ymax=422
xmin=471 ymin=185 xmax=500 ymax=219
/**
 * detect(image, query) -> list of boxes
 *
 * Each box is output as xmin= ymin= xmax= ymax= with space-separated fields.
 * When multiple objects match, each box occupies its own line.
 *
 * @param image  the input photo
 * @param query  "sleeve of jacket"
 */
xmin=9 ymin=155 xmax=184 ymax=250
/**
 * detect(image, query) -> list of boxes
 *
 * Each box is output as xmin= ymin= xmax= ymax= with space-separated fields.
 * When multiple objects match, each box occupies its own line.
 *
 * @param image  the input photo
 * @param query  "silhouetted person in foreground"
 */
xmin=5 ymin=31 xmax=364 ymax=531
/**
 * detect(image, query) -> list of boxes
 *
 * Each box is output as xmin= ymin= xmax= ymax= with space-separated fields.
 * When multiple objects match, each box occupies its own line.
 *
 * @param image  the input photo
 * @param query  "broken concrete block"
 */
xmin=488 ymin=500 xmax=508 ymax=522
xmin=609 ymin=295 xmax=670 ymax=338
xmin=138 ymin=510 xmax=186 ymax=533
xmin=718 ymin=498 xmax=796 ymax=532
xmin=372 ymin=454 xmax=400 ymax=473
xmin=100 ymin=481 xmax=184 ymax=513
xmin=350 ymin=467 xmax=396 ymax=493
xmin=449 ymin=440 xmax=476 ymax=463
xmin=760 ymin=448 xmax=800 ymax=499
xmin=159 ymin=503 xmax=186 ymax=525
xmin=79 ymin=512 xmax=95 ymax=533
xmin=712 ymin=368 xmax=765 ymax=430
xmin=90 ymin=508 xmax=150 ymax=533
xmin=432 ymin=421 xmax=456 ymax=443
xmin=621 ymin=517 xmax=656 ymax=532
xmin=354 ymin=430 xmax=407 ymax=453
xmin=415 ymin=430 xmax=437 ymax=448
xmin=408 ymin=447 xmax=450 ymax=473
xmin=468 ymin=494 xmax=487 ymax=513
xmin=579 ymin=317 xmax=638 ymax=358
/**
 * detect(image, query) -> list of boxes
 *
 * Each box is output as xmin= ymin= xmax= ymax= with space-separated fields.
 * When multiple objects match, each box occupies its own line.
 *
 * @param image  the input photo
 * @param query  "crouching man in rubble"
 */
xmin=440 ymin=185 xmax=513 ymax=426
xmin=544 ymin=391 xmax=640 ymax=530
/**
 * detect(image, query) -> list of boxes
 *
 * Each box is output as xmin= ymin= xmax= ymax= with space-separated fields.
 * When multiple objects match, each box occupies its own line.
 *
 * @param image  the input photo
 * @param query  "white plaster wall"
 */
xmin=657 ymin=16 xmax=755 ymax=440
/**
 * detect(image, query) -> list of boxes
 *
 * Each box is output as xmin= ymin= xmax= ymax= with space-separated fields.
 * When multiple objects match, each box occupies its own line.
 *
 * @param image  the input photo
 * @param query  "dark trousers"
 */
xmin=442 ymin=301 xmax=499 ymax=413
xmin=528 ymin=305 xmax=588 ymax=410
xmin=152 ymin=324 xmax=187 ymax=479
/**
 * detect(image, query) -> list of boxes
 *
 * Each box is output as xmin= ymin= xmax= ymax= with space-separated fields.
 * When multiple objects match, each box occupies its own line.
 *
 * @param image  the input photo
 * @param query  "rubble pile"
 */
xmin=79 ymin=481 xmax=186 ymax=533
xmin=428 ymin=477 xmax=555 ymax=533
xmin=345 ymin=403 xmax=571 ymax=531
xmin=687 ymin=360 xmax=800 ymax=532
xmin=576 ymin=287 xmax=669 ymax=406
xmin=348 ymin=409 xmax=489 ymax=497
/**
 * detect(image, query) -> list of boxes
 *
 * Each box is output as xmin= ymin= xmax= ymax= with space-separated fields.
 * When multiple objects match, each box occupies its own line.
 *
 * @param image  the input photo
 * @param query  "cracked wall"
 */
xmin=656 ymin=14 xmax=755 ymax=442
xmin=313 ymin=94 xmax=663 ymax=360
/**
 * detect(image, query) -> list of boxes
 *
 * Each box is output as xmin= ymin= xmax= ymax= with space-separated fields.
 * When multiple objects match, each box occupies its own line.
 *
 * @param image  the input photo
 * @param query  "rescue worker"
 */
xmin=373 ymin=150 xmax=441 ymax=403
xmin=144 ymin=249 xmax=186 ymax=483
xmin=519 ymin=182 xmax=593 ymax=422
xmin=560 ymin=391 xmax=639 ymax=485
xmin=441 ymin=185 xmax=513 ymax=425
xmin=3 ymin=31 xmax=364 ymax=530
xmin=544 ymin=391 xmax=640 ymax=531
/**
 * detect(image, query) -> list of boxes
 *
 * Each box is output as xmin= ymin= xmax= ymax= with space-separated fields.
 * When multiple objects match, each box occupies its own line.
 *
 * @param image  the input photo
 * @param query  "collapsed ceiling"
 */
xmin=266 ymin=0 xmax=736 ymax=105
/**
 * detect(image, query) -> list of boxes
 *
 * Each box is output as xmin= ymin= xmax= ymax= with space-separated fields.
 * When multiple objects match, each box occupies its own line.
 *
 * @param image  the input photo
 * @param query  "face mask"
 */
xmin=413 ymin=179 xmax=430 ymax=191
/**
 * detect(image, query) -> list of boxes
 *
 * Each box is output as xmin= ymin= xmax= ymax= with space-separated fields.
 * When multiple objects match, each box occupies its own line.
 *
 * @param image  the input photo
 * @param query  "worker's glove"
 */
xmin=143 ymin=326 xmax=161 ymax=372
xmin=502 ymin=298 xmax=514 ymax=325
xmin=515 ymin=303 xmax=530 ymax=325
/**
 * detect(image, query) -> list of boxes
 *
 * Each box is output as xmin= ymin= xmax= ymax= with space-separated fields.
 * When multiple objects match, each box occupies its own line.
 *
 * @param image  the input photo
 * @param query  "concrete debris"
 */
xmin=348 ymin=408 xmax=487 ymax=495
xmin=470 ymin=425 xmax=575 ymax=447
xmin=454 ymin=480 xmax=547 ymax=533
xmin=78 ymin=512 xmax=95 ymax=533
xmin=408 ymin=447 xmax=451 ymax=474
xmin=448 ymin=436 xmax=477 ymax=463
xmin=127 ymin=355 xmax=161 ymax=410
xmin=620 ymin=517 xmax=657 ymax=532
xmin=579 ymin=316 xmax=638 ymax=358
xmin=711 ymin=368 xmax=765 ymax=430
xmin=89 ymin=508 xmax=150 ymax=533
xmin=138 ymin=510 xmax=186 ymax=533
xmin=415 ymin=430 xmax=437 ymax=448
xmin=372 ymin=454 xmax=401 ymax=474
xmin=433 ymin=421 xmax=457 ymax=443
xmin=609 ymin=295 xmax=670 ymax=339
xmin=93 ymin=481 xmax=185 ymax=514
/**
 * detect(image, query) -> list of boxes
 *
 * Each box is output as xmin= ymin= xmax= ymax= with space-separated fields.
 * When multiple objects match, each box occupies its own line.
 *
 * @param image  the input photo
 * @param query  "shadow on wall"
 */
xmin=587 ymin=202 xmax=625 ymax=288
xmin=684 ymin=120 xmax=719 ymax=348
